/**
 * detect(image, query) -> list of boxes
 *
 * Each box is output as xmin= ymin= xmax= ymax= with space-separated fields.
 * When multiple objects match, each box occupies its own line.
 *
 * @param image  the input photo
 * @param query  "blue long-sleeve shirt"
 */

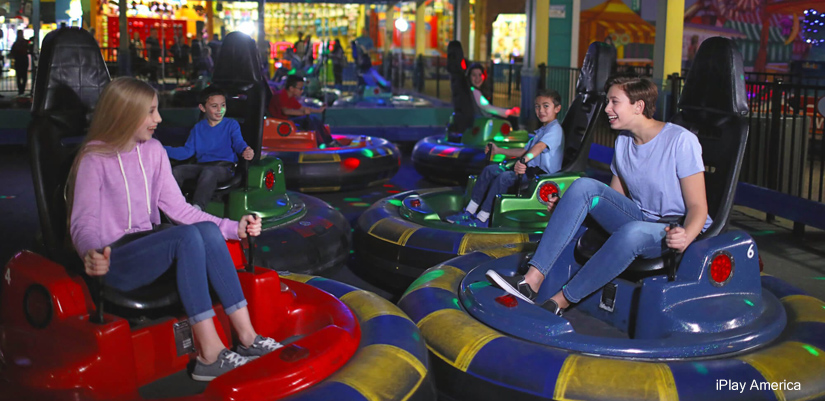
xmin=164 ymin=118 xmax=248 ymax=163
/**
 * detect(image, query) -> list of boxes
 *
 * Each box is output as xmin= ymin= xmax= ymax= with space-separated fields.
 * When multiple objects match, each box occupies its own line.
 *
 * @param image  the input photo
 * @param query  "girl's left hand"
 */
xmin=665 ymin=225 xmax=689 ymax=253
xmin=238 ymin=214 xmax=262 ymax=238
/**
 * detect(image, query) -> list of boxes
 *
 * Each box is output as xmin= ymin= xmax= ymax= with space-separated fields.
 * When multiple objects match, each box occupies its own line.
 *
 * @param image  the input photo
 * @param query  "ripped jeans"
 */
xmin=527 ymin=178 xmax=669 ymax=303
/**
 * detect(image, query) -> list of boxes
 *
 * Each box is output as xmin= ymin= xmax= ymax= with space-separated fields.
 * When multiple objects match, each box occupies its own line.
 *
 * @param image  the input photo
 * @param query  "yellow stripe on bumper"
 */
xmin=401 ymin=264 xmax=466 ymax=300
xmin=418 ymin=308 xmax=503 ymax=372
xmin=299 ymin=152 xmax=341 ymax=163
xmin=330 ymin=344 xmax=427 ymax=401
xmin=368 ymin=218 xmax=420 ymax=246
xmin=739 ymin=341 xmax=825 ymax=401
xmin=554 ymin=355 xmax=678 ymax=401
xmin=458 ymin=233 xmax=530 ymax=255
xmin=342 ymin=290 xmax=408 ymax=322
xmin=782 ymin=295 xmax=825 ymax=324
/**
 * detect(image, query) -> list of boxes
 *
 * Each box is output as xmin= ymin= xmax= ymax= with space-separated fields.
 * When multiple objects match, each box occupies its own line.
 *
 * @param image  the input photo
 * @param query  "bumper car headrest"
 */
xmin=576 ymin=41 xmax=616 ymax=101
xmin=32 ymin=28 xmax=110 ymax=115
xmin=213 ymin=32 xmax=263 ymax=85
xmin=447 ymin=41 xmax=466 ymax=76
xmin=678 ymin=37 xmax=748 ymax=116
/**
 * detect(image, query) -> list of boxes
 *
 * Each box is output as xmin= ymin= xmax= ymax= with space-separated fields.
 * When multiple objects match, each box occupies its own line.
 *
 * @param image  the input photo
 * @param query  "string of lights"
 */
xmin=803 ymin=8 xmax=824 ymax=46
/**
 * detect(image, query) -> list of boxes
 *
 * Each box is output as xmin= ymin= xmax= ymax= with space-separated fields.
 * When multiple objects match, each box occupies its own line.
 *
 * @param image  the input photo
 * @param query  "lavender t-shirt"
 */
xmin=610 ymin=123 xmax=712 ymax=230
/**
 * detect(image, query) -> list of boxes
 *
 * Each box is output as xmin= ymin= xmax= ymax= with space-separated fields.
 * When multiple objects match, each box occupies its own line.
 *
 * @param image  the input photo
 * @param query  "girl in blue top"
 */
xmin=487 ymin=76 xmax=711 ymax=315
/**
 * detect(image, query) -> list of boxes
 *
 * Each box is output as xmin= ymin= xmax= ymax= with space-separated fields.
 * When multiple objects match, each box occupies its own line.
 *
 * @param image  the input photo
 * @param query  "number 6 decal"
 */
xmin=747 ymin=243 xmax=755 ymax=259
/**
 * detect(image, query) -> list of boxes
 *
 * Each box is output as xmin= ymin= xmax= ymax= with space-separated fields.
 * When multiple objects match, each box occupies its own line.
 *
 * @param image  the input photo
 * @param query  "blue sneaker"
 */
xmin=446 ymin=210 xmax=475 ymax=224
xmin=453 ymin=215 xmax=489 ymax=228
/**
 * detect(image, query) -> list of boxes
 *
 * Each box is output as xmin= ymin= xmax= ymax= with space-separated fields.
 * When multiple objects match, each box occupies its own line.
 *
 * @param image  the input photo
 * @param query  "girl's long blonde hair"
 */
xmin=66 ymin=77 xmax=157 ymax=227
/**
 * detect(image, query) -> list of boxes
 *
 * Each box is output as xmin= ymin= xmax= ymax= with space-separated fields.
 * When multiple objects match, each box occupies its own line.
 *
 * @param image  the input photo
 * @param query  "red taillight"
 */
xmin=265 ymin=169 xmax=275 ymax=191
xmin=277 ymin=122 xmax=292 ymax=137
xmin=373 ymin=88 xmax=380 ymax=95
xmin=709 ymin=252 xmax=734 ymax=286
xmin=501 ymin=123 xmax=511 ymax=135
xmin=342 ymin=157 xmax=361 ymax=170
xmin=538 ymin=182 xmax=560 ymax=204
xmin=472 ymin=126 xmax=480 ymax=135
xmin=495 ymin=294 xmax=518 ymax=308
xmin=461 ymin=59 xmax=467 ymax=70
xmin=410 ymin=199 xmax=421 ymax=208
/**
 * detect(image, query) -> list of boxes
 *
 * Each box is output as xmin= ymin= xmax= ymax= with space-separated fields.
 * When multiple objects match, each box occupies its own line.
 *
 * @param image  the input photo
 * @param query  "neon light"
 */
xmin=536 ymin=212 xmax=546 ymax=217
xmin=388 ymin=199 xmax=403 ymax=206
xmin=319 ymin=144 xmax=327 ymax=149
xmin=479 ymin=94 xmax=490 ymax=106
xmin=590 ymin=197 xmax=599 ymax=209
xmin=288 ymin=68 xmax=296 ymax=75
xmin=361 ymin=149 xmax=374 ymax=157
xmin=802 ymin=345 xmax=820 ymax=357
xmin=406 ymin=270 xmax=446 ymax=293
xmin=492 ymin=154 xmax=507 ymax=162
xmin=343 ymin=198 xmax=361 ymax=202
xmin=261 ymin=246 xmax=271 ymax=252
xmin=692 ymin=363 xmax=709 ymax=375
xmin=493 ymin=135 xmax=505 ymax=141
xmin=744 ymin=299 xmax=754 ymax=307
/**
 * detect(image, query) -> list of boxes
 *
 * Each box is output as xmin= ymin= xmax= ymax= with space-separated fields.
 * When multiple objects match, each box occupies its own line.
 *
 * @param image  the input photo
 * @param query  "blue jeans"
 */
xmin=107 ymin=222 xmax=247 ymax=325
xmin=471 ymin=164 xmax=519 ymax=214
xmin=528 ymin=178 xmax=669 ymax=303
xmin=172 ymin=164 xmax=233 ymax=210
xmin=290 ymin=115 xmax=332 ymax=146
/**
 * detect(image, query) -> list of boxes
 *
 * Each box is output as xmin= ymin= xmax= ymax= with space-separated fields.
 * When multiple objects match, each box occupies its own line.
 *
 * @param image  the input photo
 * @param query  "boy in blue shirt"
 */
xmin=448 ymin=88 xmax=565 ymax=227
xmin=165 ymin=86 xmax=254 ymax=210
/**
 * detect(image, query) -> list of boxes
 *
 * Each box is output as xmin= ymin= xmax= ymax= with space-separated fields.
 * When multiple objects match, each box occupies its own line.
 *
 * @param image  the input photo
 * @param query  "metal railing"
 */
xmin=668 ymin=75 xmax=825 ymax=204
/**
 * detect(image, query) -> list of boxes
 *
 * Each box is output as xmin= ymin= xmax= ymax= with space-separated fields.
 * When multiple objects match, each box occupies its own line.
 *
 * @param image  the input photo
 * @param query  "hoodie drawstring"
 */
xmin=117 ymin=144 xmax=152 ymax=232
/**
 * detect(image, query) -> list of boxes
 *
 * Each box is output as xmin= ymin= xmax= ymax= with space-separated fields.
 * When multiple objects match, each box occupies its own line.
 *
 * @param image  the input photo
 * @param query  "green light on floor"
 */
xmin=744 ymin=299 xmax=754 ymax=307
xmin=261 ymin=246 xmax=271 ymax=252
xmin=361 ymin=149 xmax=374 ymax=158
xmin=343 ymin=197 xmax=361 ymax=202
xmin=492 ymin=154 xmax=506 ymax=162
xmin=802 ymin=344 xmax=820 ymax=357
xmin=412 ymin=332 xmax=420 ymax=342
xmin=692 ymin=362 xmax=709 ymax=375
xmin=452 ymin=298 xmax=461 ymax=309
xmin=351 ymin=202 xmax=370 ymax=207
xmin=388 ymin=199 xmax=403 ymax=207
xmin=536 ymin=212 xmax=546 ymax=217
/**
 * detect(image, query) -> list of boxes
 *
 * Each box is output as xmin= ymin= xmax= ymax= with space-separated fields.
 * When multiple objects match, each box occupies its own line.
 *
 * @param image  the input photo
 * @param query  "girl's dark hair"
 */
xmin=606 ymin=76 xmax=658 ymax=119
xmin=536 ymin=88 xmax=562 ymax=107
xmin=466 ymin=62 xmax=485 ymax=77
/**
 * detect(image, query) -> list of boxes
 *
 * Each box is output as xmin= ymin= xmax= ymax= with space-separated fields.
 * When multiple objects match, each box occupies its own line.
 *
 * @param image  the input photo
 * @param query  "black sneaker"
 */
xmin=540 ymin=299 xmax=564 ymax=316
xmin=485 ymin=270 xmax=537 ymax=304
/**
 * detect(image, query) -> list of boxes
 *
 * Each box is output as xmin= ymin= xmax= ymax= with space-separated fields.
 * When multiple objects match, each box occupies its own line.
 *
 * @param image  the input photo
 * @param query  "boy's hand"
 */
xmin=317 ymin=106 xmax=326 ymax=113
xmin=486 ymin=143 xmax=499 ymax=155
xmin=546 ymin=194 xmax=559 ymax=212
xmin=301 ymin=107 xmax=311 ymax=116
xmin=514 ymin=160 xmax=527 ymax=174
xmin=242 ymin=146 xmax=254 ymax=160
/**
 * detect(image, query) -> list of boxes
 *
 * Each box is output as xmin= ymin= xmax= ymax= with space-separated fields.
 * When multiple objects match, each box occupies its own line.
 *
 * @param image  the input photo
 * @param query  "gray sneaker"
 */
xmin=235 ymin=335 xmax=284 ymax=359
xmin=191 ymin=349 xmax=251 ymax=382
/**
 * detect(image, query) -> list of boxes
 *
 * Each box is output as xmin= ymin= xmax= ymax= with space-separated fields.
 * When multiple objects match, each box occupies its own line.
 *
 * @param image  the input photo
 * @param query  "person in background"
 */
xmin=331 ymin=38 xmax=346 ymax=90
xmin=208 ymin=33 xmax=222 ymax=61
xmin=268 ymin=74 xmax=337 ymax=147
xmin=11 ymin=30 xmax=30 ymax=96
xmin=144 ymin=29 xmax=162 ymax=83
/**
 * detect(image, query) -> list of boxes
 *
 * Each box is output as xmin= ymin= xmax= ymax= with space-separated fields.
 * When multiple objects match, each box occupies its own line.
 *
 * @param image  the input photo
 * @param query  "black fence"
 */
xmin=671 ymin=76 xmax=824 ymax=204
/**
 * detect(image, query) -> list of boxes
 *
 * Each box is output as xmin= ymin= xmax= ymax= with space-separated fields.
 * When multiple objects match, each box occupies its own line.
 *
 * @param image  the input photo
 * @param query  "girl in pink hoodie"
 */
xmin=68 ymin=77 xmax=282 ymax=381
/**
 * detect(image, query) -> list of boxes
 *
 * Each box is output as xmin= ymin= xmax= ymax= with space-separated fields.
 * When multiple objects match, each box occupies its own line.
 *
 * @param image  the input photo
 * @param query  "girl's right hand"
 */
xmin=85 ymin=247 xmax=111 ymax=276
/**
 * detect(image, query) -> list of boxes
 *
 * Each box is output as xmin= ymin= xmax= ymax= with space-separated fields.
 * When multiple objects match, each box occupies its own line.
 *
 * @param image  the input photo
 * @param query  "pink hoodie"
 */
xmin=70 ymin=138 xmax=240 ymax=258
